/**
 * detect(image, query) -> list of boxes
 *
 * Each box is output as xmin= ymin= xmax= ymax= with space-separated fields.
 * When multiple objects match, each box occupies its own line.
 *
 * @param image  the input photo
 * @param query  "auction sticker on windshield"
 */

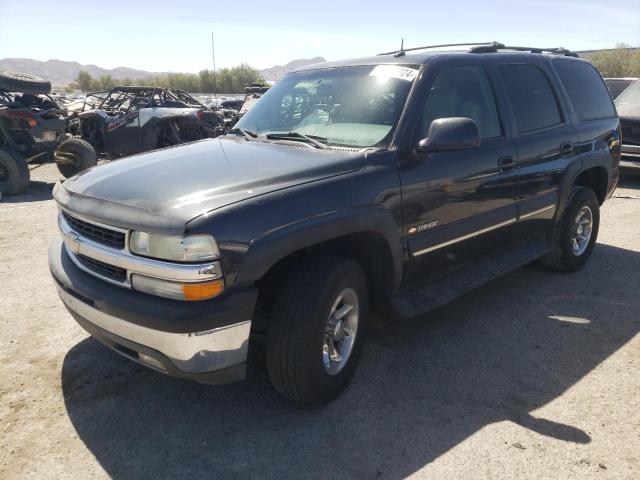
xmin=369 ymin=65 xmax=418 ymax=82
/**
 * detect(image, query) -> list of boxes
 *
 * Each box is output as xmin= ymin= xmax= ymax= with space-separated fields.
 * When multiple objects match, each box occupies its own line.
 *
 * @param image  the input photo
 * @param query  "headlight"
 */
xmin=129 ymin=232 xmax=220 ymax=262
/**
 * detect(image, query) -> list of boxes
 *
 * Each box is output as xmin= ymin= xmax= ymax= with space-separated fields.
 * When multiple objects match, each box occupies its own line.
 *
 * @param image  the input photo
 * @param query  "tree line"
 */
xmin=69 ymin=64 xmax=266 ymax=93
xmin=588 ymin=44 xmax=640 ymax=78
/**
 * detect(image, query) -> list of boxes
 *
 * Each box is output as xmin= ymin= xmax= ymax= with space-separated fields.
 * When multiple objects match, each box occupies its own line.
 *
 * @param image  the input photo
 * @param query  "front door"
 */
xmin=399 ymin=59 xmax=519 ymax=286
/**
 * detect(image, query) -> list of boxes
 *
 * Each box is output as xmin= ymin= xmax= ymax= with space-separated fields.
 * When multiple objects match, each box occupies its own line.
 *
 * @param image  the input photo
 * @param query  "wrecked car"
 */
xmin=0 ymin=71 xmax=96 ymax=195
xmin=68 ymin=86 xmax=226 ymax=159
xmin=226 ymin=84 xmax=270 ymax=128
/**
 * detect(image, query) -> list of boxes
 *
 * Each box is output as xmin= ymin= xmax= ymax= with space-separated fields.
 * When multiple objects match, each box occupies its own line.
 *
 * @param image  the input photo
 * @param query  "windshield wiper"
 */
xmin=265 ymin=132 xmax=328 ymax=149
xmin=229 ymin=128 xmax=258 ymax=141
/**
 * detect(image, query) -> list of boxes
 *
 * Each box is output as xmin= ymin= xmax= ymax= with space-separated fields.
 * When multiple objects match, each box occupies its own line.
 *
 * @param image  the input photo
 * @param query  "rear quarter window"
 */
xmin=553 ymin=60 xmax=616 ymax=121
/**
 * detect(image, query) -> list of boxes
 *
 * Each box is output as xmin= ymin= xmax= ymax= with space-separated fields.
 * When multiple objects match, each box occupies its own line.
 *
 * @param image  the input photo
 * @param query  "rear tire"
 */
xmin=56 ymin=137 xmax=97 ymax=178
xmin=266 ymin=255 xmax=369 ymax=405
xmin=541 ymin=186 xmax=600 ymax=272
xmin=0 ymin=147 xmax=30 ymax=196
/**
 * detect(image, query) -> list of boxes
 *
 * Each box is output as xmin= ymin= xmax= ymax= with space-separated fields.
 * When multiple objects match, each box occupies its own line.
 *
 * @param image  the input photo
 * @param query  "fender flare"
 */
xmin=560 ymin=149 xmax=611 ymax=217
xmin=233 ymin=205 xmax=403 ymax=291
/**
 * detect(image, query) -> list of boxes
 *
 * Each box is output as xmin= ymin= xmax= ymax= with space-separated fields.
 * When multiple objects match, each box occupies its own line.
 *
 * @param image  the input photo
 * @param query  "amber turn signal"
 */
xmin=182 ymin=279 xmax=225 ymax=301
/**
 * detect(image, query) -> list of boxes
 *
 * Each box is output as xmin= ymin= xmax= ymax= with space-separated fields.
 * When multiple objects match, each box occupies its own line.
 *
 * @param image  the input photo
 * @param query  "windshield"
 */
xmin=235 ymin=64 xmax=418 ymax=148
xmin=615 ymin=81 xmax=640 ymax=116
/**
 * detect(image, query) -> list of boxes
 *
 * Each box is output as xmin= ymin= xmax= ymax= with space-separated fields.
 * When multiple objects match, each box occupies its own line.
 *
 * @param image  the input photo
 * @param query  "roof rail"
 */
xmin=480 ymin=45 xmax=579 ymax=57
xmin=378 ymin=41 xmax=578 ymax=57
xmin=377 ymin=42 xmax=503 ymax=57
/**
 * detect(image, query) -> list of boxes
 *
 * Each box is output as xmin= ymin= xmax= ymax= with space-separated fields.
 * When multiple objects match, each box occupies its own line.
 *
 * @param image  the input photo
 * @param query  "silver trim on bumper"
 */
xmin=621 ymin=144 xmax=640 ymax=156
xmin=58 ymin=211 xmax=222 ymax=289
xmin=620 ymin=159 xmax=640 ymax=169
xmin=56 ymin=285 xmax=251 ymax=374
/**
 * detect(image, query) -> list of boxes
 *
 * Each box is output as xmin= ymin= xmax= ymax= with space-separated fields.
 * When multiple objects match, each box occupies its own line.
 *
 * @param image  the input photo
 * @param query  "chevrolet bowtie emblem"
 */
xmin=198 ymin=265 xmax=218 ymax=276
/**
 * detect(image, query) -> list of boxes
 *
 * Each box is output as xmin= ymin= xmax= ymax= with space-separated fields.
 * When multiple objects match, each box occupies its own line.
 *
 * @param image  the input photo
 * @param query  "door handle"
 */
xmin=498 ymin=157 xmax=515 ymax=172
xmin=560 ymin=143 xmax=574 ymax=156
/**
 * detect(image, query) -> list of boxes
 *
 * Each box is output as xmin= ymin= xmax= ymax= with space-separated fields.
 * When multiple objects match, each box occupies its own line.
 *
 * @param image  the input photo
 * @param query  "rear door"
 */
xmin=551 ymin=59 xmax=619 ymax=189
xmin=497 ymin=57 xmax=579 ymax=235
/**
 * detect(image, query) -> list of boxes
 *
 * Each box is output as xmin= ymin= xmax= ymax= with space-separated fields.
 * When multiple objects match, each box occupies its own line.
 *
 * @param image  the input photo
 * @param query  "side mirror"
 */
xmin=418 ymin=117 xmax=481 ymax=153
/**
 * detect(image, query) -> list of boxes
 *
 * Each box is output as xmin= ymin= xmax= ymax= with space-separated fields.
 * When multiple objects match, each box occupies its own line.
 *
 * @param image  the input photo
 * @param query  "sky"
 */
xmin=1 ymin=0 xmax=639 ymax=73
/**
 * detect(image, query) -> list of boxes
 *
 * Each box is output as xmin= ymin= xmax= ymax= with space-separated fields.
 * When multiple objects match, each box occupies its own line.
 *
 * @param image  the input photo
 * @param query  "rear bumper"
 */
xmin=620 ymin=144 xmax=640 ymax=171
xmin=49 ymin=237 xmax=257 ymax=384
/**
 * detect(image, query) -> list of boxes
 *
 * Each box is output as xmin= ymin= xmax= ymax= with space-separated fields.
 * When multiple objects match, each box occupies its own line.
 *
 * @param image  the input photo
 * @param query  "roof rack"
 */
xmin=378 ymin=42 xmax=502 ymax=57
xmin=478 ymin=45 xmax=579 ymax=57
xmin=378 ymin=41 xmax=578 ymax=58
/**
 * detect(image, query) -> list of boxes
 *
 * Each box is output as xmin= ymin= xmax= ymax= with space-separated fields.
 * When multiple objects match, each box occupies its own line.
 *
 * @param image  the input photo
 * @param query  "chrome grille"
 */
xmin=62 ymin=211 xmax=126 ymax=249
xmin=77 ymin=254 xmax=127 ymax=282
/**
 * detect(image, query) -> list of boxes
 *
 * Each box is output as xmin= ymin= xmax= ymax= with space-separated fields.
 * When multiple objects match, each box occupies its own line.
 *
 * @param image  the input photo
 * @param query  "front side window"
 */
xmin=421 ymin=66 xmax=502 ymax=140
xmin=553 ymin=60 xmax=616 ymax=121
xmin=501 ymin=64 xmax=562 ymax=133
xmin=235 ymin=64 xmax=418 ymax=148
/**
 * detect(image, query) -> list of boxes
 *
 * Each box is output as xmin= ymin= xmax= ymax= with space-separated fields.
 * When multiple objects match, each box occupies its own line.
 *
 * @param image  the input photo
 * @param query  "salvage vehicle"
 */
xmin=615 ymin=80 xmax=640 ymax=172
xmin=65 ymin=91 xmax=108 ymax=115
xmin=226 ymin=84 xmax=270 ymax=128
xmin=0 ymin=71 xmax=96 ymax=195
xmin=50 ymin=43 xmax=620 ymax=405
xmin=68 ymin=86 xmax=225 ymax=159
xmin=605 ymin=77 xmax=638 ymax=100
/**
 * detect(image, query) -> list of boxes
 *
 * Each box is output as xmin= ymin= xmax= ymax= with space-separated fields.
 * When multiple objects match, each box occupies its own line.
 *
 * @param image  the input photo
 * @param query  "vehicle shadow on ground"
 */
xmin=61 ymin=243 xmax=640 ymax=480
xmin=1 ymin=180 xmax=54 ymax=203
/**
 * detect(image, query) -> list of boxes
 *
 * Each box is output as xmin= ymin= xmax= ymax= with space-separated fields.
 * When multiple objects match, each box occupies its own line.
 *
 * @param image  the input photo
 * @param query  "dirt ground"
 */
xmin=1 ymin=164 xmax=639 ymax=480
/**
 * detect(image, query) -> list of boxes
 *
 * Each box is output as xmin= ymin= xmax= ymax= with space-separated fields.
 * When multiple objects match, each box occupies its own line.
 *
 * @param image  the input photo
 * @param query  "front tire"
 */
xmin=541 ymin=186 xmax=600 ymax=272
xmin=266 ymin=255 xmax=369 ymax=405
xmin=0 ymin=147 xmax=30 ymax=196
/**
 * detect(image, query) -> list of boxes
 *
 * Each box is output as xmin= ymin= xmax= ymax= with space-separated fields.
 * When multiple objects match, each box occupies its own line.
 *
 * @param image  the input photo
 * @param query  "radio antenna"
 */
xmin=395 ymin=38 xmax=406 ymax=57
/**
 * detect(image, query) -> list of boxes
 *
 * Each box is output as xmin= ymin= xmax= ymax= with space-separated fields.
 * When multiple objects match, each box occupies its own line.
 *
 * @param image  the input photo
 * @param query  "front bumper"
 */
xmin=49 ymin=237 xmax=258 ymax=384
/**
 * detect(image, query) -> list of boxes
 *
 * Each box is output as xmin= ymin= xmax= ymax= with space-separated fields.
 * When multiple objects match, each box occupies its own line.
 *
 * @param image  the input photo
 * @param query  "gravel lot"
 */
xmin=1 ymin=164 xmax=639 ymax=480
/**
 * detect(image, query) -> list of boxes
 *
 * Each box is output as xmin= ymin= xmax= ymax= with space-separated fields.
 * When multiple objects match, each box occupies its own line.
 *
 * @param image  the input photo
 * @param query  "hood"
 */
xmin=56 ymin=137 xmax=365 ymax=234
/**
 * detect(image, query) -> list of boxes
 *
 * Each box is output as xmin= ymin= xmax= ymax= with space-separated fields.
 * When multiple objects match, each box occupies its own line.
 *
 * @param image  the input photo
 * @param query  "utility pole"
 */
xmin=211 ymin=33 xmax=217 ymax=101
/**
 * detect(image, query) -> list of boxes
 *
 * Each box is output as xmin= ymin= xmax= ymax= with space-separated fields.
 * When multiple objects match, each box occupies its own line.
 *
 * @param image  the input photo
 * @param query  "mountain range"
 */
xmin=258 ymin=57 xmax=326 ymax=81
xmin=0 ymin=57 xmax=327 ymax=87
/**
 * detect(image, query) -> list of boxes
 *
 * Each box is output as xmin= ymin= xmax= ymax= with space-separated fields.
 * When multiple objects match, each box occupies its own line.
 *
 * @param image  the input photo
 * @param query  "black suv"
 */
xmin=49 ymin=43 xmax=620 ymax=405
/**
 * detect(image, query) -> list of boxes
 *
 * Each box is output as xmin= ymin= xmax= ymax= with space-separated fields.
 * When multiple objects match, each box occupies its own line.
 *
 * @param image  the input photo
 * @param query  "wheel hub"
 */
xmin=571 ymin=206 xmax=593 ymax=256
xmin=323 ymin=288 xmax=359 ymax=375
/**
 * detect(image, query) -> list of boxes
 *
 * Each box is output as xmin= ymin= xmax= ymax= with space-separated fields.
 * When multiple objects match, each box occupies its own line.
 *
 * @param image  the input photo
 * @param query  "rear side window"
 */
xmin=501 ymin=64 xmax=562 ymax=133
xmin=553 ymin=60 xmax=616 ymax=121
